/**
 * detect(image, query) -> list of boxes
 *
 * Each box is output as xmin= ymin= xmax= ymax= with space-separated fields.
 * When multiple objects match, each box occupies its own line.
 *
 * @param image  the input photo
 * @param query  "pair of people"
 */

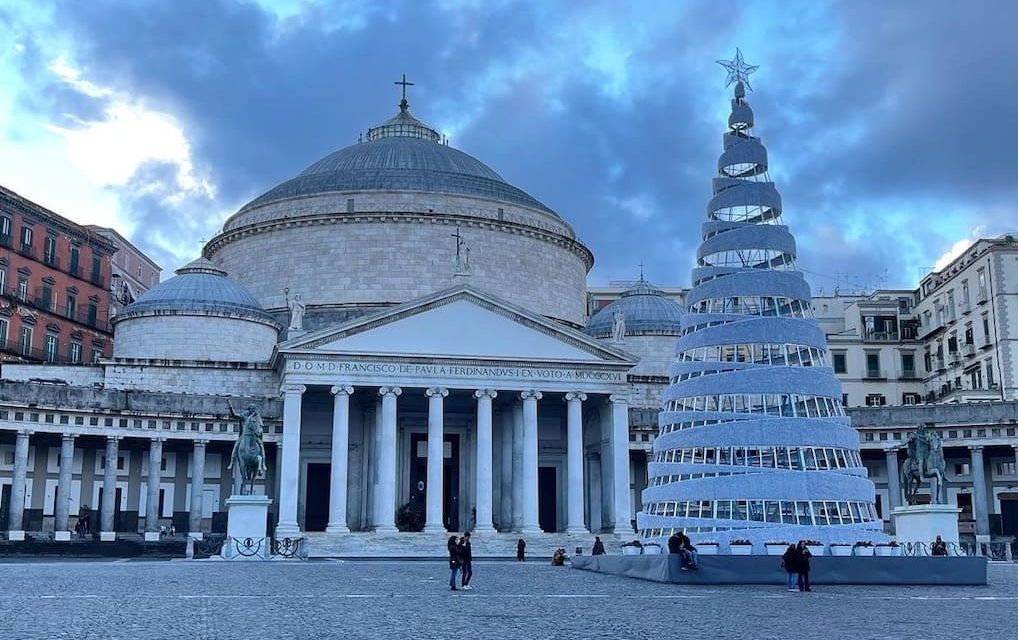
xmin=447 ymin=532 xmax=474 ymax=591
xmin=74 ymin=506 xmax=90 ymax=538
xmin=781 ymin=541 xmax=813 ymax=592
xmin=667 ymin=531 xmax=698 ymax=570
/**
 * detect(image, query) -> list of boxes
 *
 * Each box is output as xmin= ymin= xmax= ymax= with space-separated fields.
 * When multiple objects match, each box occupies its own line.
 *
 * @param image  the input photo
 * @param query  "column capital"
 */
xmin=884 ymin=445 xmax=899 ymax=454
xmin=379 ymin=386 xmax=402 ymax=398
xmin=15 ymin=428 xmax=33 ymax=437
xmin=425 ymin=387 xmax=449 ymax=398
xmin=281 ymin=384 xmax=307 ymax=397
xmin=473 ymin=388 xmax=498 ymax=399
xmin=330 ymin=385 xmax=355 ymax=397
xmin=150 ymin=436 xmax=167 ymax=444
xmin=61 ymin=432 xmax=77 ymax=442
xmin=609 ymin=393 xmax=630 ymax=405
xmin=969 ymin=444 xmax=985 ymax=452
xmin=564 ymin=391 xmax=587 ymax=403
xmin=520 ymin=390 xmax=543 ymax=401
xmin=106 ymin=434 xmax=123 ymax=443
xmin=193 ymin=439 xmax=209 ymax=447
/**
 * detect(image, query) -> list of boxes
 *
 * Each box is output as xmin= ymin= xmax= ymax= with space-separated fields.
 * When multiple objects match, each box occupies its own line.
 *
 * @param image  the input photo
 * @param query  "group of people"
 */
xmin=73 ymin=506 xmax=90 ymax=538
xmin=447 ymin=532 xmax=474 ymax=591
xmin=780 ymin=542 xmax=813 ymax=592
xmin=667 ymin=531 xmax=699 ymax=570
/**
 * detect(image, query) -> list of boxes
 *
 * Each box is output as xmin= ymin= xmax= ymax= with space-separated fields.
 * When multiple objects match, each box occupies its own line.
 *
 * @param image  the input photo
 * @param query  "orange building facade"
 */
xmin=0 ymin=186 xmax=116 ymax=364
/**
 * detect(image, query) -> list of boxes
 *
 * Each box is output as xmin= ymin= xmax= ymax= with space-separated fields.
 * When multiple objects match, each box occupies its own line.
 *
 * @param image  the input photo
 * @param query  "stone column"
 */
xmin=499 ymin=409 xmax=513 ymax=531
xmin=376 ymin=386 xmax=401 ymax=533
xmin=189 ymin=440 xmax=207 ymax=539
xmin=970 ymin=445 xmax=990 ymax=538
xmin=565 ymin=392 xmax=587 ymax=533
xmin=885 ymin=446 xmax=902 ymax=513
xmin=424 ymin=387 xmax=449 ymax=533
xmin=511 ymin=401 xmax=524 ymax=531
xmin=100 ymin=435 xmax=120 ymax=542
xmin=53 ymin=433 xmax=76 ymax=541
xmin=610 ymin=394 xmax=633 ymax=534
xmin=7 ymin=430 xmax=31 ymax=541
xmin=276 ymin=384 xmax=306 ymax=537
xmin=326 ymin=385 xmax=354 ymax=533
xmin=144 ymin=437 xmax=164 ymax=541
xmin=474 ymin=389 xmax=497 ymax=533
xmin=520 ymin=390 xmax=542 ymax=534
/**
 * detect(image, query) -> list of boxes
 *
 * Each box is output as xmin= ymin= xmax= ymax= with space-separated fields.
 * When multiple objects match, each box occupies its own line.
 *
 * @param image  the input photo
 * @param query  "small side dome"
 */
xmin=585 ymin=278 xmax=683 ymax=338
xmin=113 ymin=257 xmax=281 ymax=362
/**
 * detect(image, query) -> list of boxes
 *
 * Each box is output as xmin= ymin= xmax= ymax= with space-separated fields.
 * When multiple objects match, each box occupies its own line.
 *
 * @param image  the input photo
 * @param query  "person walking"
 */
xmin=592 ymin=536 xmax=606 ymax=556
xmin=447 ymin=535 xmax=461 ymax=591
xmin=459 ymin=532 xmax=474 ymax=590
xmin=781 ymin=543 xmax=799 ymax=592
xmin=516 ymin=538 xmax=526 ymax=562
xmin=796 ymin=541 xmax=812 ymax=592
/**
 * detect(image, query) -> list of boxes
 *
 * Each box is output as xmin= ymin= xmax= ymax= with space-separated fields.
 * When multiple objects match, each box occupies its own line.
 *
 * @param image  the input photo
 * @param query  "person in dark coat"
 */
xmin=447 ymin=535 xmax=461 ymax=591
xmin=781 ymin=544 xmax=799 ymax=592
xmin=516 ymin=538 xmax=526 ymax=562
xmin=931 ymin=535 xmax=948 ymax=556
xmin=669 ymin=532 xmax=693 ymax=569
xmin=592 ymin=536 xmax=606 ymax=556
xmin=795 ymin=541 xmax=812 ymax=592
xmin=459 ymin=533 xmax=474 ymax=590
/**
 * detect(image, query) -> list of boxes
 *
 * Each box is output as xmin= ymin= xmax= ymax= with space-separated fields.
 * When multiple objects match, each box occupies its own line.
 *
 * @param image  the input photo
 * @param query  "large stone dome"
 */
xmin=207 ymin=99 xmax=593 ymax=327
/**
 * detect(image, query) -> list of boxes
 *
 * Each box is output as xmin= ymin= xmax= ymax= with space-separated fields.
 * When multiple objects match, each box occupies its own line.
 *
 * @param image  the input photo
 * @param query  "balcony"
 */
xmin=90 ymin=273 xmax=106 ymax=289
xmin=963 ymin=342 xmax=976 ymax=357
xmin=899 ymin=369 xmax=919 ymax=380
xmin=863 ymin=331 xmax=900 ymax=343
xmin=18 ymin=243 xmax=35 ymax=259
xmin=977 ymin=288 xmax=989 ymax=304
xmin=0 ymin=234 xmax=10 ymax=248
xmin=865 ymin=369 xmax=884 ymax=380
xmin=948 ymin=351 xmax=961 ymax=366
xmin=0 ymin=338 xmax=87 ymax=365
xmin=42 ymin=253 xmax=61 ymax=269
xmin=935 ymin=357 xmax=947 ymax=371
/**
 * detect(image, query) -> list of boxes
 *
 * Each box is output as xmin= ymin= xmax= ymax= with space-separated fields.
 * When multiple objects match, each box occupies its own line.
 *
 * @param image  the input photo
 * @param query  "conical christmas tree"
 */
xmin=637 ymin=51 xmax=883 ymax=545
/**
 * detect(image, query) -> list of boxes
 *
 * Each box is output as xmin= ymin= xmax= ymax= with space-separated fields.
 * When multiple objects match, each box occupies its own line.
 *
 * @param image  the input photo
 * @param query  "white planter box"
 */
xmin=875 ymin=546 xmax=901 ymax=557
xmin=729 ymin=545 xmax=753 ymax=555
xmin=622 ymin=546 xmax=642 ymax=556
xmin=806 ymin=544 xmax=825 ymax=557
xmin=697 ymin=545 xmax=720 ymax=556
xmin=830 ymin=545 xmax=853 ymax=557
xmin=764 ymin=544 xmax=788 ymax=556
xmin=854 ymin=546 xmax=875 ymax=557
xmin=643 ymin=545 xmax=662 ymax=555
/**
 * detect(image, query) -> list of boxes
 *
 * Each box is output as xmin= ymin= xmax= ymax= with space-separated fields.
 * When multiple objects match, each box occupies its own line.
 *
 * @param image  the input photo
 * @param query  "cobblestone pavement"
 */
xmin=1 ymin=559 xmax=1016 ymax=640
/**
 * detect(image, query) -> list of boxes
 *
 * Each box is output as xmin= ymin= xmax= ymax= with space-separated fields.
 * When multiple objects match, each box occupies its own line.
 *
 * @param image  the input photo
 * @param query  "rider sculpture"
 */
xmin=901 ymin=423 xmax=947 ymax=505
xmin=227 ymin=403 xmax=267 ymax=496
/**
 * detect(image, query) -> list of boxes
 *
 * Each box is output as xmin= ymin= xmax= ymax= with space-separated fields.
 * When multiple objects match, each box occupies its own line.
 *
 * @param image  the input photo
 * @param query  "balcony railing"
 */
xmin=863 ymin=331 xmax=900 ymax=343
xmin=0 ymin=234 xmax=10 ymax=248
xmin=964 ymin=343 xmax=976 ymax=357
xmin=977 ymin=288 xmax=989 ymax=303
xmin=865 ymin=369 xmax=884 ymax=379
xmin=43 ymin=253 xmax=61 ymax=269
xmin=0 ymin=338 xmax=88 ymax=365
xmin=18 ymin=243 xmax=35 ymax=259
xmin=0 ymin=285 xmax=112 ymax=333
xmin=900 ymin=369 xmax=918 ymax=380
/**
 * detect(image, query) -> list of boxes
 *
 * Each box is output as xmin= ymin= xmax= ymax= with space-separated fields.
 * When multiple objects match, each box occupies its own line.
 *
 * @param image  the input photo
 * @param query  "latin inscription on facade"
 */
xmin=288 ymin=359 xmax=624 ymax=383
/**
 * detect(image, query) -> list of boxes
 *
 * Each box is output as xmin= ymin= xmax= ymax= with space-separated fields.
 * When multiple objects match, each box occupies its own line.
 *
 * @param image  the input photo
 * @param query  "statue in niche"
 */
xmin=452 ymin=226 xmax=471 ymax=274
xmin=611 ymin=308 xmax=626 ymax=342
xmin=902 ymin=423 xmax=947 ymax=504
xmin=285 ymin=288 xmax=306 ymax=331
xmin=227 ymin=403 xmax=267 ymax=496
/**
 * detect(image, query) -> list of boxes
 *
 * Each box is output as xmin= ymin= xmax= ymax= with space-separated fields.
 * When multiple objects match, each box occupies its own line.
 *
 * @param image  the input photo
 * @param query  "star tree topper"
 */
xmin=716 ymin=48 xmax=759 ymax=91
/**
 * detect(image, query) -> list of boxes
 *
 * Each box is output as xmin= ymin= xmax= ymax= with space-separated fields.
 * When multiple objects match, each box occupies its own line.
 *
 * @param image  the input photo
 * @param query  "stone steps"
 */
xmin=303 ymin=531 xmax=624 ymax=558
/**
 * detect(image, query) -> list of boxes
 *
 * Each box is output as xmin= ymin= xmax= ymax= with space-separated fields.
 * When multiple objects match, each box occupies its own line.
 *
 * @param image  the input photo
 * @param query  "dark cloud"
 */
xmin=12 ymin=0 xmax=1017 ymax=291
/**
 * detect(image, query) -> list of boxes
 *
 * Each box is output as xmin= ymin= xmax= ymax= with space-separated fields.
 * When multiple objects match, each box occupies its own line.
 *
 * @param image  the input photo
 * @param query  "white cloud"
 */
xmin=603 ymin=193 xmax=658 ymax=221
xmin=933 ymin=227 xmax=985 ymax=272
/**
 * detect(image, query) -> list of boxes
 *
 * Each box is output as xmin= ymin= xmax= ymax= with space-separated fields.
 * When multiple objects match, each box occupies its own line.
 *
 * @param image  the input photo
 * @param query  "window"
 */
xmin=865 ymin=352 xmax=880 ymax=377
xmin=977 ymin=267 xmax=987 ymax=297
xmin=964 ymin=325 xmax=974 ymax=345
xmin=900 ymin=352 xmax=915 ymax=377
xmin=947 ymin=291 xmax=956 ymax=320
xmin=986 ymin=359 xmax=995 ymax=387
xmin=69 ymin=342 xmax=81 ymax=364
xmin=43 ymin=334 xmax=58 ymax=362
xmin=832 ymin=351 xmax=847 ymax=374
xmin=0 ymin=216 xmax=10 ymax=237
xmin=20 ymin=225 xmax=32 ymax=249
xmin=842 ymin=393 xmax=849 ymax=407
xmin=18 ymin=325 xmax=32 ymax=355
xmin=902 ymin=393 xmax=920 ymax=405
xmin=962 ymin=280 xmax=970 ymax=308
xmin=954 ymin=463 xmax=970 ymax=476
xmin=91 ymin=347 xmax=102 ymax=363
xmin=69 ymin=247 xmax=80 ymax=275
xmin=997 ymin=462 xmax=1016 ymax=476
xmin=65 ymin=295 xmax=76 ymax=319
xmin=865 ymin=394 xmax=886 ymax=406
xmin=91 ymin=256 xmax=102 ymax=284
xmin=43 ymin=236 xmax=56 ymax=264
xmin=0 ymin=318 xmax=7 ymax=345
xmin=0 ymin=268 xmax=5 ymax=294
xmin=982 ymin=314 xmax=991 ymax=344
xmin=16 ymin=276 xmax=28 ymax=300
xmin=40 ymin=284 xmax=52 ymax=310
xmin=86 ymin=303 xmax=98 ymax=328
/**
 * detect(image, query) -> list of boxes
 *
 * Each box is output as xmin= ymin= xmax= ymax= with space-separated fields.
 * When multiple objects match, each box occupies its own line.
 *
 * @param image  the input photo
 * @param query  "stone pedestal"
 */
xmin=99 ymin=532 xmax=116 ymax=542
xmin=143 ymin=532 xmax=161 ymax=542
xmin=892 ymin=504 xmax=961 ymax=546
xmin=8 ymin=530 xmax=25 ymax=542
xmin=54 ymin=531 xmax=71 ymax=542
xmin=222 ymin=494 xmax=272 ymax=560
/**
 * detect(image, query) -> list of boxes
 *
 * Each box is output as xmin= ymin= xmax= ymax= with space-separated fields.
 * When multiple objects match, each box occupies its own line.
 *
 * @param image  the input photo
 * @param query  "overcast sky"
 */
xmin=1 ymin=0 xmax=1015 ymax=292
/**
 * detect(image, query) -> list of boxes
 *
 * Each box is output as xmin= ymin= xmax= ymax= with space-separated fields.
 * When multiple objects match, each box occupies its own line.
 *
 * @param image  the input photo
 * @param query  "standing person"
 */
xmin=516 ymin=538 xmax=526 ymax=562
xmin=796 ymin=541 xmax=812 ymax=592
xmin=459 ymin=532 xmax=474 ymax=590
xmin=781 ymin=544 xmax=799 ymax=592
xmin=80 ymin=505 xmax=91 ymax=536
xmin=447 ymin=535 xmax=461 ymax=591
xmin=592 ymin=536 xmax=606 ymax=556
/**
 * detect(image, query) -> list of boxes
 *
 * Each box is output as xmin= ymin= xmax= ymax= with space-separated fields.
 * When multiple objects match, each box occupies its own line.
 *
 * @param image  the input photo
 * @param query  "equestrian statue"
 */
xmin=227 ymin=403 xmax=267 ymax=495
xmin=901 ymin=423 xmax=947 ymax=505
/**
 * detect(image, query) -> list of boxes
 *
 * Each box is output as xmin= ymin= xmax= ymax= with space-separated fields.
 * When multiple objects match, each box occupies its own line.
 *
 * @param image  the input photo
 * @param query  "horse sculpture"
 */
xmin=227 ymin=403 xmax=267 ymax=496
xmin=901 ymin=424 xmax=946 ymax=505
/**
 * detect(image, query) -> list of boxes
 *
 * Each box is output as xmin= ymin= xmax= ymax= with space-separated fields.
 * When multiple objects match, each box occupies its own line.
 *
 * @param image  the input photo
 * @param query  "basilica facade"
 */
xmin=0 ymin=95 xmax=682 ymax=553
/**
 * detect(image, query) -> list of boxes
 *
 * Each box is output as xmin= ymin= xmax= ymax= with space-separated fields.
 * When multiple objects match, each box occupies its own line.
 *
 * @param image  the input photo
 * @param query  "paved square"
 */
xmin=1 ymin=559 xmax=1015 ymax=639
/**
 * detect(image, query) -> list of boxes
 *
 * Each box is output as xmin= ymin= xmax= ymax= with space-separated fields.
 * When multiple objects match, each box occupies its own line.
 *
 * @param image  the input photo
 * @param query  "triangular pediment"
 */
xmin=279 ymin=286 xmax=636 ymax=365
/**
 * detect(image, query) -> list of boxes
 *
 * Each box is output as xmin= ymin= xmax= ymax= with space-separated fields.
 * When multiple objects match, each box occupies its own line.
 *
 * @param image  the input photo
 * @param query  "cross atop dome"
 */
xmin=716 ymin=48 xmax=759 ymax=91
xmin=394 ymin=73 xmax=414 ymax=112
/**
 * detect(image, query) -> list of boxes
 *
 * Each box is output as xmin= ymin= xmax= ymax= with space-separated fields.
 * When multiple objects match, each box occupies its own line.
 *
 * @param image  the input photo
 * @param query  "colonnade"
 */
xmin=274 ymin=384 xmax=633 ymax=537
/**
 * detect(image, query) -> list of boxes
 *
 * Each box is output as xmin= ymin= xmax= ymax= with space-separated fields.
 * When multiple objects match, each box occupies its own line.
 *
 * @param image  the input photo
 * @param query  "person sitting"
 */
xmin=551 ymin=548 xmax=567 ymax=566
xmin=668 ymin=531 xmax=693 ymax=569
xmin=931 ymin=535 xmax=948 ymax=556
xmin=592 ymin=536 xmax=606 ymax=556
xmin=680 ymin=535 xmax=699 ymax=571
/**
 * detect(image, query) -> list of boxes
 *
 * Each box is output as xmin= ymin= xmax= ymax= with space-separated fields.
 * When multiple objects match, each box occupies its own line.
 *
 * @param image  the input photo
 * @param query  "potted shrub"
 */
xmin=853 ymin=541 xmax=875 ymax=557
xmin=697 ymin=541 xmax=720 ymax=556
xmin=829 ymin=541 xmax=853 ymax=556
xmin=643 ymin=541 xmax=662 ymax=555
xmin=804 ymin=540 xmax=825 ymax=556
xmin=764 ymin=541 xmax=790 ymax=556
xmin=875 ymin=541 xmax=900 ymax=557
xmin=621 ymin=539 xmax=643 ymax=556
xmin=729 ymin=539 xmax=753 ymax=555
